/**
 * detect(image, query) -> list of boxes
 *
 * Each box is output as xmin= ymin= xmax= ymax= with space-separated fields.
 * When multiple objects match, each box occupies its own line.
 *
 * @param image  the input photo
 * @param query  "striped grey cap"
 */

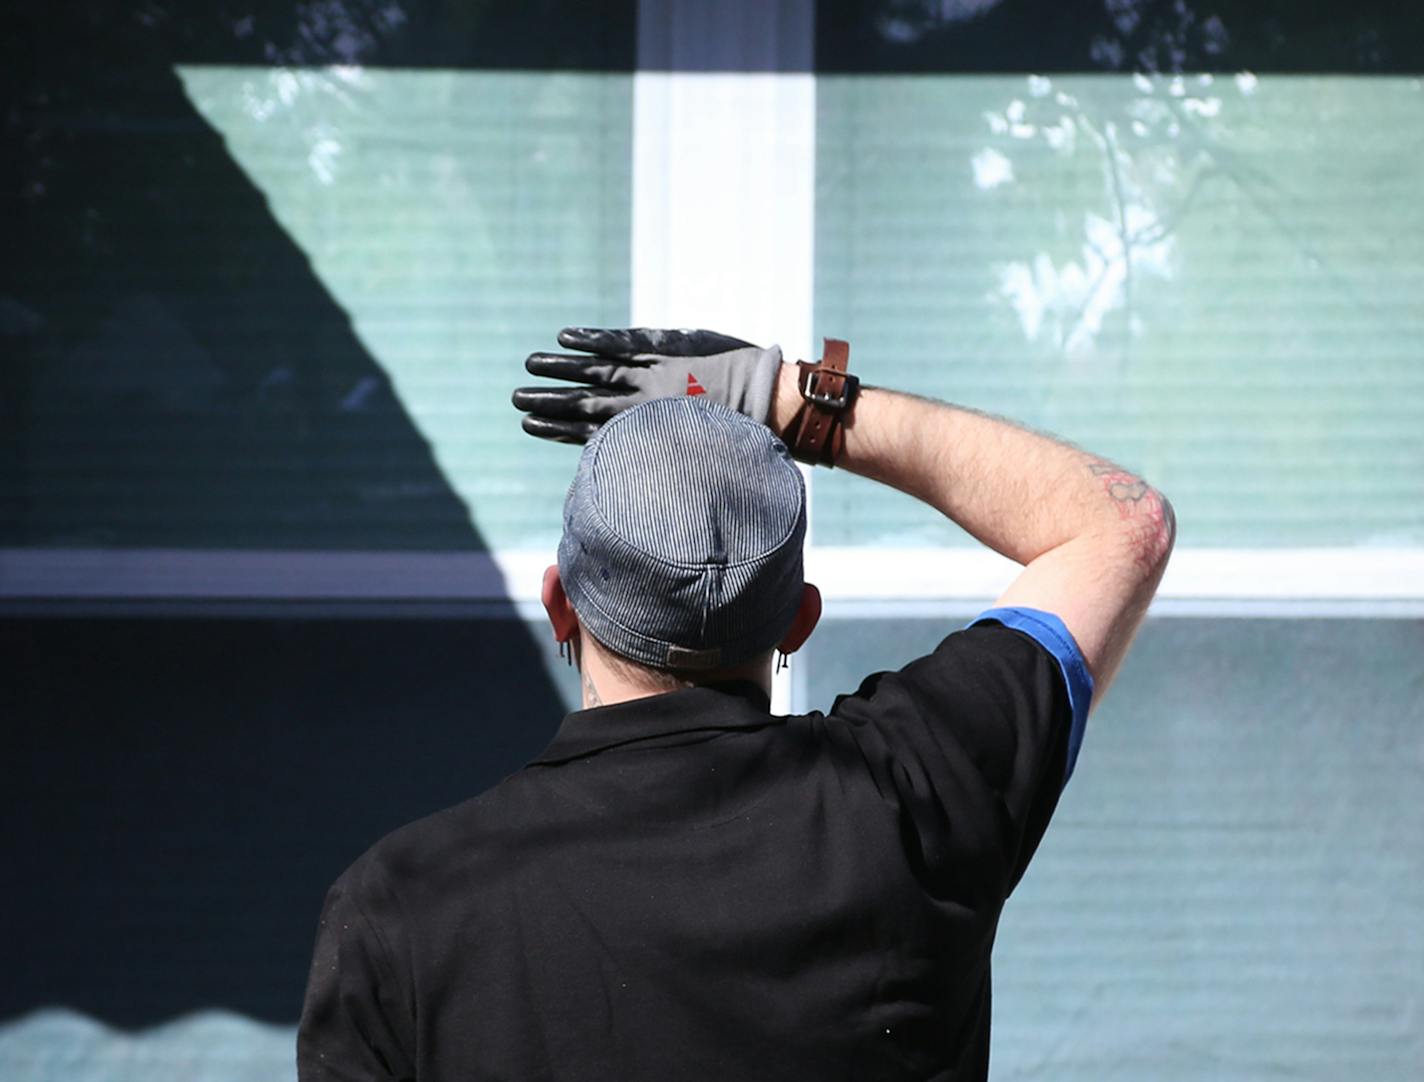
xmin=558 ymin=397 xmax=806 ymax=671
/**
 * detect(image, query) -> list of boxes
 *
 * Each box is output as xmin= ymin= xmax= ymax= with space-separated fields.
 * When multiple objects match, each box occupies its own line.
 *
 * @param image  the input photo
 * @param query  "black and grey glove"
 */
xmin=512 ymin=327 xmax=782 ymax=444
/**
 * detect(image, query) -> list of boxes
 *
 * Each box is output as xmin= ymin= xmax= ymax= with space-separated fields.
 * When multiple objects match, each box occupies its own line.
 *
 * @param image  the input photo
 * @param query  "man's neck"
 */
xmin=575 ymin=636 xmax=772 ymax=710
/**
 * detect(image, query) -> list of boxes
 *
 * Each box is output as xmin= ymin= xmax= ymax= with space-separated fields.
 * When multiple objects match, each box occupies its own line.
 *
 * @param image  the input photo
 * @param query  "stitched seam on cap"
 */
xmin=569 ymin=569 xmax=803 ymax=656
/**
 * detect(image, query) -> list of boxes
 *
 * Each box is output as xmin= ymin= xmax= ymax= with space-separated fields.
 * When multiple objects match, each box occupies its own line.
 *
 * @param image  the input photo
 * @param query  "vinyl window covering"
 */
xmin=812 ymin=75 xmax=1424 ymax=548
xmin=5 ymin=68 xmax=632 ymax=554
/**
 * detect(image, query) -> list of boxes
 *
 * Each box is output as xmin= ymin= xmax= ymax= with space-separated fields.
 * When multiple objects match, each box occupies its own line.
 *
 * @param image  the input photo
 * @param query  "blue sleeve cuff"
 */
xmin=968 ymin=607 xmax=1094 ymax=783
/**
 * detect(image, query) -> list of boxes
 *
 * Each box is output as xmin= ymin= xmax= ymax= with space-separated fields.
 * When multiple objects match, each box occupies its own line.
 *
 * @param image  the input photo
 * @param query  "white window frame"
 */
xmin=4 ymin=4 xmax=1422 ymax=716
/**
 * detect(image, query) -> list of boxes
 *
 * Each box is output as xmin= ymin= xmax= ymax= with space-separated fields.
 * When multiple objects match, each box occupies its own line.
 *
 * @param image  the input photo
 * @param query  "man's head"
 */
xmin=542 ymin=397 xmax=820 ymax=695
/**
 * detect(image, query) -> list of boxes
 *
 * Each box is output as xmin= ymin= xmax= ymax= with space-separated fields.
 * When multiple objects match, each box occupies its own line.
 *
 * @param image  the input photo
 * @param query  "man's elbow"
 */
xmin=1131 ymin=487 xmax=1176 ymax=577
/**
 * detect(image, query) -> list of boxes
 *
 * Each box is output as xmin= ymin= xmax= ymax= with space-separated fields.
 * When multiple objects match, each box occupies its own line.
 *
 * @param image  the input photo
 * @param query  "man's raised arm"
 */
xmin=767 ymin=364 xmax=1175 ymax=703
xmin=513 ymin=327 xmax=1175 ymax=706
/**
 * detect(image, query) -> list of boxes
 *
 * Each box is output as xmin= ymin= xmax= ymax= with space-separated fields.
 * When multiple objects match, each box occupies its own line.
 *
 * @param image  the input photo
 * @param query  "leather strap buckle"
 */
xmin=785 ymin=338 xmax=857 ymax=468
xmin=801 ymin=369 xmax=860 ymax=411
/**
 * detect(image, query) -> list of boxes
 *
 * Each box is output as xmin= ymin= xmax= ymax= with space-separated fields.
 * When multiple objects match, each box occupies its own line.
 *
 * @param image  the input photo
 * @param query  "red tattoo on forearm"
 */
xmin=1088 ymin=462 xmax=1172 ymax=569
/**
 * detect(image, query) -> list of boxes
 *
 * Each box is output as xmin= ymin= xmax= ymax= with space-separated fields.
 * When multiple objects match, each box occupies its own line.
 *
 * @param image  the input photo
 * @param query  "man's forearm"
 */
xmin=770 ymin=363 xmax=1173 ymax=566
xmin=770 ymin=361 xmax=1175 ymax=693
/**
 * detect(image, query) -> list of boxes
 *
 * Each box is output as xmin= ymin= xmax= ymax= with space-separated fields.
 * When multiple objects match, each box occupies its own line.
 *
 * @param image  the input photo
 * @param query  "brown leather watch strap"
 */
xmin=784 ymin=338 xmax=859 ymax=467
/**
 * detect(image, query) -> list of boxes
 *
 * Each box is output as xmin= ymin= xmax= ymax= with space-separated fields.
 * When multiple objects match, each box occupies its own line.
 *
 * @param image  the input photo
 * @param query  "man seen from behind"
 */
xmin=298 ymin=327 xmax=1176 ymax=1080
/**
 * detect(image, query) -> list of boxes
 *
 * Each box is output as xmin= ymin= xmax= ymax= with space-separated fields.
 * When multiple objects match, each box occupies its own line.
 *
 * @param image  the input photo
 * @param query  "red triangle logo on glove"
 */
xmin=686 ymin=373 xmax=707 ymax=396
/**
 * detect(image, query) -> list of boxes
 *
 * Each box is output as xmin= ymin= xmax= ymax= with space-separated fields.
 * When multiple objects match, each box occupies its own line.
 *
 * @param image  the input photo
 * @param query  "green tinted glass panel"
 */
xmin=180 ymin=68 xmax=630 ymax=550
xmin=814 ymin=76 xmax=1424 ymax=547
xmin=806 ymin=615 xmax=1424 ymax=1079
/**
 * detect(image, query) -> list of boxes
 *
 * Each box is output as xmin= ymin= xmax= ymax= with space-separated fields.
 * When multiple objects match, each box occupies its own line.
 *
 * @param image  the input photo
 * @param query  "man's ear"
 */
xmin=541 ymin=565 xmax=580 ymax=644
xmin=778 ymin=582 xmax=822 ymax=654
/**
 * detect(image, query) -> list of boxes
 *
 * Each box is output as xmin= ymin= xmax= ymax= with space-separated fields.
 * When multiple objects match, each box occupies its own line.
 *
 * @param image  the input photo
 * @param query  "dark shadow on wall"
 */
xmin=1 ymin=0 xmax=630 ymax=549
xmin=1 ymin=615 xmax=577 ymax=1026
xmin=0 ymin=0 xmax=627 ymax=1026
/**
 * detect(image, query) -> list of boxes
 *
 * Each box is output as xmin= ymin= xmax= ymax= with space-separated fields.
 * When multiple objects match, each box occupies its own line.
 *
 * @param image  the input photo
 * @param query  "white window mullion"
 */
xmin=631 ymin=1 xmax=818 ymax=711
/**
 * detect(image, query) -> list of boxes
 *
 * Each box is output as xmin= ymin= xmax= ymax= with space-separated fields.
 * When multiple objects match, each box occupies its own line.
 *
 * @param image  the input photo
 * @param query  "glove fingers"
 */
xmin=557 ymin=327 xmax=650 ymax=358
xmin=662 ymin=328 xmax=758 ymax=356
xmin=520 ymin=414 xmax=600 ymax=444
xmin=524 ymin=352 xmax=641 ymax=386
xmin=558 ymin=327 xmax=755 ymax=358
xmin=511 ymin=385 xmax=629 ymax=421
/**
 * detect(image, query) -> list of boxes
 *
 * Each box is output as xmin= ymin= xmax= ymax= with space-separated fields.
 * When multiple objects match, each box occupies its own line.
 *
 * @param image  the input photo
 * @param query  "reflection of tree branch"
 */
xmin=1060 ymin=214 xmax=1114 ymax=350
xmin=1160 ymin=94 xmax=1386 ymax=317
xmin=1062 ymin=254 xmax=1116 ymax=353
xmin=1082 ymin=225 xmax=1112 ymax=265
xmin=1075 ymin=110 xmax=1134 ymax=363
xmin=1101 ymin=120 xmax=1133 ymax=353
xmin=1128 ymin=163 xmax=1219 ymax=247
